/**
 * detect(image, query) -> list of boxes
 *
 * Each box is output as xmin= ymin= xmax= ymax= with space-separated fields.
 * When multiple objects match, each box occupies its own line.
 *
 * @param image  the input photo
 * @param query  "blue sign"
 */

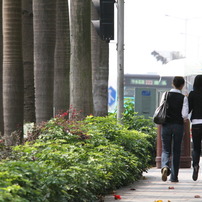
xmin=142 ymin=90 xmax=151 ymax=96
xmin=108 ymin=86 xmax=116 ymax=106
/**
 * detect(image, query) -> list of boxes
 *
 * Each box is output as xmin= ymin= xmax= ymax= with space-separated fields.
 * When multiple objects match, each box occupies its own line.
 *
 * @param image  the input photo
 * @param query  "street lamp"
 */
xmin=180 ymin=33 xmax=202 ymax=59
xmin=165 ymin=15 xmax=202 ymax=58
xmin=165 ymin=15 xmax=202 ymax=93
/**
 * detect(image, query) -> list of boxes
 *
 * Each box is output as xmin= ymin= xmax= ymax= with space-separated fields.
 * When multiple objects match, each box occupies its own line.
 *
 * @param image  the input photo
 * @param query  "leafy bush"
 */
xmin=84 ymin=115 xmax=152 ymax=171
xmin=1 ymin=129 xmax=139 ymax=201
xmin=0 ymin=106 xmax=157 ymax=201
xmin=122 ymin=98 xmax=157 ymax=165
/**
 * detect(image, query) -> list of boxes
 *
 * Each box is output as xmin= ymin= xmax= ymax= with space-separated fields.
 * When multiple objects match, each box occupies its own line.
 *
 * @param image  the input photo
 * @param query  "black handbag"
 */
xmin=153 ymin=92 xmax=169 ymax=124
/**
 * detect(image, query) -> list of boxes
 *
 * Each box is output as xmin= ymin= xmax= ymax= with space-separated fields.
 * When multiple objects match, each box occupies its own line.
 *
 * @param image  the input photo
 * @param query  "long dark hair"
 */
xmin=193 ymin=75 xmax=202 ymax=92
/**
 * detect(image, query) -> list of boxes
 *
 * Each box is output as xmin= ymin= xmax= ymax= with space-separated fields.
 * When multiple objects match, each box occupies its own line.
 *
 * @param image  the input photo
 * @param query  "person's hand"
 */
xmin=184 ymin=118 xmax=188 ymax=123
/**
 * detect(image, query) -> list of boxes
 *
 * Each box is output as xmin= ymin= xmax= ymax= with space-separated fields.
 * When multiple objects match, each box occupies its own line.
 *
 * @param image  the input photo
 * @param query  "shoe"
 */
xmin=192 ymin=165 xmax=199 ymax=181
xmin=170 ymin=178 xmax=179 ymax=182
xmin=161 ymin=167 xmax=168 ymax=181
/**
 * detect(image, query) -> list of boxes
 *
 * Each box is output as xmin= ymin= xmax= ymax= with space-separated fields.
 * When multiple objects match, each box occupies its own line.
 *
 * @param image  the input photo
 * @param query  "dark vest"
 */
xmin=165 ymin=92 xmax=184 ymax=124
xmin=188 ymin=91 xmax=202 ymax=120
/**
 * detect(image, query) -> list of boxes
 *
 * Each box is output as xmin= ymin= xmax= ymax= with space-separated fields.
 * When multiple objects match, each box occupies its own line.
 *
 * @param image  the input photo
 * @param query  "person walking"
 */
xmin=188 ymin=74 xmax=202 ymax=181
xmin=160 ymin=76 xmax=188 ymax=182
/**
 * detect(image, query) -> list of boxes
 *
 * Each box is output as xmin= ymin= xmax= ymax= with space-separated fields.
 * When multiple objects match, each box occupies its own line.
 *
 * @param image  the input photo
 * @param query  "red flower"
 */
xmin=61 ymin=112 xmax=68 ymax=117
xmin=114 ymin=194 xmax=121 ymax=200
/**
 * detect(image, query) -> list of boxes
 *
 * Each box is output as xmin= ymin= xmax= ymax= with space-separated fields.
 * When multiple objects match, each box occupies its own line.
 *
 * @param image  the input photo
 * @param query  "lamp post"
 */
xmin=165 ymin=15 xmax=202 ymax=93
xmin=117 ymin=0 xmax=124 ymax=122
xmin=180 ymin=33 xmax=202 ymax=59
xmin=165 ymin=15 xmax=202 ymax=58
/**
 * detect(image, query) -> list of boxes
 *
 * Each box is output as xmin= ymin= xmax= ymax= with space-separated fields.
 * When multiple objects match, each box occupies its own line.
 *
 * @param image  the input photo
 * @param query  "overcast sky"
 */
xmin=109 ymin=0 xmax=202 ymax=81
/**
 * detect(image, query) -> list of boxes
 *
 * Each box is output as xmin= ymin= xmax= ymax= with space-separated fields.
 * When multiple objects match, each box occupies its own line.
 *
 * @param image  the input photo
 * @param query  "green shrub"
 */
xmin=122 ymin=98 xmax=157 ymax=165
xmin=84 ymin=115 xmax=152 ymax=172
xmin=7 ymin=136 xmax=140 ymax=201
xmin=0 ymin=109 xmax=157 ymax=201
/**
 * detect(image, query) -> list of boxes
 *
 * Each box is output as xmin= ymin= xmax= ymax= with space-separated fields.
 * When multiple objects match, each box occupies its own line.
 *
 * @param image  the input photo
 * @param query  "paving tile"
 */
xmin=104 ymin=160 xmax=202 ymax=202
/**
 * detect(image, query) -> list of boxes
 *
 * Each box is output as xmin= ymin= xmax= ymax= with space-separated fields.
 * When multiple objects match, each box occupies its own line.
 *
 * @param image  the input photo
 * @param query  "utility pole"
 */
xmin=116 ymin=0 xmax=124 ymax=122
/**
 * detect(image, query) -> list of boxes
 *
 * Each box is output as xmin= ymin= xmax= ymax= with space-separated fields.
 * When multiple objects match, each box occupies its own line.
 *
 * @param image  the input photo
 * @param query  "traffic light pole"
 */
xmin=117 ymin=0 xmax=124 ymax=122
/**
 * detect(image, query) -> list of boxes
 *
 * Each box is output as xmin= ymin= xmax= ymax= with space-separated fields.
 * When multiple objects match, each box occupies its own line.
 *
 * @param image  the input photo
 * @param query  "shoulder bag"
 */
xmin=153 ymin=92 xmax=169 ymax=124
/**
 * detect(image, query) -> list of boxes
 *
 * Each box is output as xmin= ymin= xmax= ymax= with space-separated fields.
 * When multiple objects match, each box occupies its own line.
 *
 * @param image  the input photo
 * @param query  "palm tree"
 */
xmin=33 ymin=1 xmax=56 ymax=124
xmin=3 ymin=0 xmax=24 ymax=144
xmin=0 ymin=0 xmax=3 ymax=136
xmin=70 ymin=0 xmax=93 ymax=118
xmin=53 ymin=0 xmax=70 ymax=116
xmin=91 ymin=2 xmax=109 ymax=117
xmin=22 ymin=0 xmax=35 ymax=123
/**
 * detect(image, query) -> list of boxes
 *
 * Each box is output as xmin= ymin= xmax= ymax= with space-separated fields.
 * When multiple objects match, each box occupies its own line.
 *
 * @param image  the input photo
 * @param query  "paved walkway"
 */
xmin=104 ymin=160 xmax=202 ymax=202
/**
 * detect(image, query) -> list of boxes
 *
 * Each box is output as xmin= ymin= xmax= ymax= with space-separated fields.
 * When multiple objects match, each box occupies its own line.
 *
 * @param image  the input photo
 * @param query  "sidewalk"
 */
xmin=104 ymin=160 xmax=202 ymax=202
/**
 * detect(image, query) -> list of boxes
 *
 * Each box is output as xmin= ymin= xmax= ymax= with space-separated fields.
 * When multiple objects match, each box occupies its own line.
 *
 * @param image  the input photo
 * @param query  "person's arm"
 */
xmin=182 ymin=96 xmax=188 ymax=120
xmin=188 ymin=92 xmax=193 ymax=114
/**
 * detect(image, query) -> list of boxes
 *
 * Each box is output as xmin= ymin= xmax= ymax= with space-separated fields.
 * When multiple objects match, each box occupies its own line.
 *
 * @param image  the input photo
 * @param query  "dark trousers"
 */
xmin=192 ymin=124 xmax=202 ymax=167
xmin=161 ymin=123 xmax=184 ymax=180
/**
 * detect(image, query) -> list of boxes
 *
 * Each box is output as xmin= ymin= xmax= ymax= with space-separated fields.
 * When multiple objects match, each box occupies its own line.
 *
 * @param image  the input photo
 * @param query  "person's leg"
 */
xmin=161 ymin=124 xmax=172 ymax=178
xmin=170 ymin=124 xmax=184 ymax=182
xmin=192 ymin=124 xmax=202 ymax=181
xmin=192 ymin=124 xmax=202 ymax=167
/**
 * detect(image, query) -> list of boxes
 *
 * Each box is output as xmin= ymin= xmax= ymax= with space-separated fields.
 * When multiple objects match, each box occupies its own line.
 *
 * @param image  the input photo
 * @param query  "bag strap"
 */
xmin=164 ymin=91 xmax=168 ymax=101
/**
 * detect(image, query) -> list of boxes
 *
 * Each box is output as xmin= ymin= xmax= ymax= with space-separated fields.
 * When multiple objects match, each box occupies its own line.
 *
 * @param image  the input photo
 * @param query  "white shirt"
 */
xmin=192 ymin=119 xmax=202 ymax=125
xmin=160 ymin=89 xmax=188 ymax=120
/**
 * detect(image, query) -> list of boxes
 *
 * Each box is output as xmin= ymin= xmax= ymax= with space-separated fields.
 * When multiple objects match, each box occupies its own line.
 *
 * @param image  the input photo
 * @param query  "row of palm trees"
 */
xmin=0 ymin=0 xmax=110 ymax=145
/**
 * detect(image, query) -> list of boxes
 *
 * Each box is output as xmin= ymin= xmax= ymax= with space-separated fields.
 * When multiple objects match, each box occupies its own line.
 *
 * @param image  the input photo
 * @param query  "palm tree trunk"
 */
xmin=3 ymin=0 xmax=24 ymax=144
xmin=91 ymin=2 xmax=109 ymax=117
xmin=0 ymin=0 xmax=3 ymax=136
xmin=33 ymin=1 xmax=56 ymax=124
xmin=22 ymin=0 xmax=35 ymax=123
xmin=70 ymin=0 xmax=93 ymax=118
xmin=54 ymin=0 xmax=70 ymax=116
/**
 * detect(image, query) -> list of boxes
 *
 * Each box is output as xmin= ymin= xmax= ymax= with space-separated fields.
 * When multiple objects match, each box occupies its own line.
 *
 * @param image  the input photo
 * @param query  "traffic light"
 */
xmin=92 ymin=0 xmax=115 ymax=43
xmin=151 ymin=51 xmax=168 ymax=64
